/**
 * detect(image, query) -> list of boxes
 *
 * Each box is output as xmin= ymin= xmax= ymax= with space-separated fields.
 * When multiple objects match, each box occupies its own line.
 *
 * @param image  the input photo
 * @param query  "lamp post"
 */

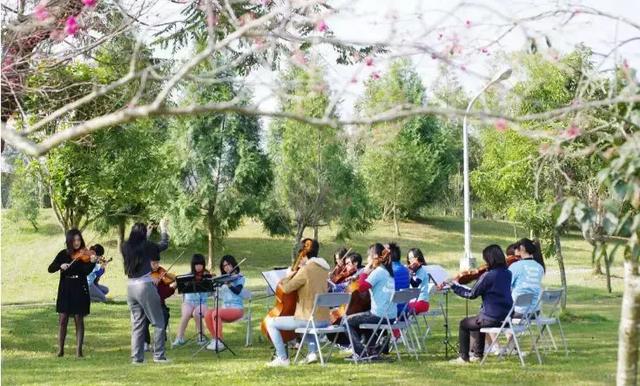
xmin=460 ymin=68 xmax=512 ymax=271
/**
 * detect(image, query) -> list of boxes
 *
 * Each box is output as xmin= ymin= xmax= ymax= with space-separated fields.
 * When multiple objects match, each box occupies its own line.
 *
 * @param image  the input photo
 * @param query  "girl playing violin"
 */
xmin=346 ymin=243 xmax=396 ymax=360
xmin=143 ymin=254 xmax=177 ymax=352
xmin=204 ymin=255 xmax=245 ymax=351
xmin=330 ymin=251 xmax=363 ymax=293
xmin=448 ymin=244 xmax=513 ymax=364
xmin=87 ymin=244 xmax=111 ymax=303
xmin=48 ymin=229 xmax=97 ymax=357
xmin=172 ymin=253 xmax=212 ymax=347
xmin=406 ymin=248 xmax=430 ymax=315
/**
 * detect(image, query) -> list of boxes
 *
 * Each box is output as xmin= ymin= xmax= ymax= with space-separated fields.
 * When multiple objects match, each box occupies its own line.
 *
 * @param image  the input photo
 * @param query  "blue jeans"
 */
xmin=265 ymin=316 xmax=329 ymax=360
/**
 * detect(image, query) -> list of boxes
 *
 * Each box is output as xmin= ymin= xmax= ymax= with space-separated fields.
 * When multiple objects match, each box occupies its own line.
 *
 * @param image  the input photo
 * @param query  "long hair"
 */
xmin=506 ymin=242 xmax=519 ymax=256
xmin=482 ymin=244 xmax=507 ymax=269
xmin=406 ymin=248 xmax=426 ymax=265
xmin=346 ymin=252 xmax=363 ymax=269
xmin=333 ymin=247 xmax=348 ymax=265
xmin=191 ymin=254 xmax=206 ymax=274
xmin=219 ymin=255 xmax=240 ymax=274
xmin=299 ymin=238 xmax=320 ymax=258
xmin=65 ymin=229 xmax=85 ymax=256
xmin=519 ymin=238 xmax=546 ymax=272
xmin=122 ymin=223 xmax=147 ymax=277
xmin=371 ymin=244 xmax=393 ymax=277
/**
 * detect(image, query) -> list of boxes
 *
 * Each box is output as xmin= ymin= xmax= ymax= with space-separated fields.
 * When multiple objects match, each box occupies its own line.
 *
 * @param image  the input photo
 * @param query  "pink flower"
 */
xmin=465 ymin=20 xmax=471 ymax=28
xmin=431 ymin=53 xmax=437 ymax=60
xmin=64 ymin=16 xmax=78 ymax=36
xmin=460 ymin=65 xmax=467 ymax=72
xmin=494 ymin=118 xmax=508 ymax=132
xmin=82 ymin=0 xmax=97 ymax=7
xmin=564 ymin=124 xmax=582 ymax=139
xmin=207 ymin=12 xmax=218 ymax=27
xmin=34 ymin=3 xmax=49 ymax=22
xmin=623 ymin=59 xmax=629 ymax=69
xmin=259 ymin=0 xmax=271 ymax=5
xmin=365 ymin=56 xmax=373 ymax=66
xmin=481 ymin=47 xmax=488 ymax=54
xmin=315 ymin=20 xmax=328 ymax=32
xmin=350 ymin=76 xmax=358 ymax=84
xmin=290 ymin=50 xmax=307 ymax=66
xmin=370 ymin=71 xmax=380 ymax=80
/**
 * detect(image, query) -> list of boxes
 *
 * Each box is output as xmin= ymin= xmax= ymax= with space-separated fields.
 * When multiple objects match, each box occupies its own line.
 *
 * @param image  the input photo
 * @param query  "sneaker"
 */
xmin=266 ymin=357 xmax=290 ymax=367
xmin=144 ymin=343 xmax=151 ymax=352
xmin=172 ymin=338 xmax=186 ymax=348
xmin=303 ymin=352 xmax=318 ymax=364
xmin=469 ymin=355 xmax=482 ymax=363
xmin=131 ymin=359 xmax=144 ymax=365
xmin=153 ymin=357 xmax=171 ymax=364
xmin=449 ymin=357 xmax=470 ymax=365
xmin=206 ymin=339 xmax=226 ymax=351
xmin=196 ymin=336 xmax=208 ymax=345
xmin=340 ymin=347 xmax=353 ymax=356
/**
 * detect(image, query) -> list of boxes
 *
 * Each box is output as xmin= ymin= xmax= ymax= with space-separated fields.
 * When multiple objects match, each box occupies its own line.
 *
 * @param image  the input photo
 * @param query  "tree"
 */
xmin=7 ymin=157 xmax=40 ymax=230
xmin=167 ymin=57 xmax=272 ymax=268
xmin=269 ymin=62 xmax=373 ymax=255
xmin=358 ymin=59 xmax=457 ymax=235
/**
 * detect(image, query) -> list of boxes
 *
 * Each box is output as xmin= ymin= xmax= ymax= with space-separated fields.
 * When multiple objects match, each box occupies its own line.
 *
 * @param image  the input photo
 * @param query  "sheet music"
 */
xmin=261 ymin=269 xmax=288 ymax=295
xmin=423 ymin=264 xmax=449 ymax=285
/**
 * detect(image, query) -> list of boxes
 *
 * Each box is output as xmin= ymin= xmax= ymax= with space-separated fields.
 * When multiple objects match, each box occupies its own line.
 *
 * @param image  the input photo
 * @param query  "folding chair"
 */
xmin=533 ymin=288 xmax=568 ymax=356
xmin=293 ymin=292 xmax=354 ymax=366
xmin=480 ymin=293 xmax=542 ymax=367
xmin=359 ymin=288 xmax=421 ymax=361
xmin=410 ymin=283 xmax=444 ymax=351
xmin=240 ymin=288 xmax=253 ymax=347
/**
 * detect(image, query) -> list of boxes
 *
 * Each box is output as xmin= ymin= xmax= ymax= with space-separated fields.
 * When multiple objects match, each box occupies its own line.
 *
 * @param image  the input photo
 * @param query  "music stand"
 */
xmin=428 ymin=274 xmax=458 ymax=358
xmin=176 ymin=274 xmax=214 ymax=355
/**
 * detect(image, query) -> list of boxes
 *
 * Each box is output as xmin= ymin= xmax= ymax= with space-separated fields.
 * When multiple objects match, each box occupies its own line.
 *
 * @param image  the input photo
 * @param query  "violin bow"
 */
xmin=158 ymin=250 xmax=185 ymax=280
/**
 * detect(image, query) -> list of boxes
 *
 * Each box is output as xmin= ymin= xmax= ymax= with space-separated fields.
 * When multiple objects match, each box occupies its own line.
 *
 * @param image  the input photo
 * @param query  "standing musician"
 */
xmin=264 ymin=238 xmax=331 ymax=367
xmin=346 ymin=243 xmax=395 ymax=360
xmin=48 ymin=229 xmax=98 ymax=357
xmin=446 ymin=244 xmax=513 ymax=364
xmin=122 ymin=219 xmax=170 ymax=364
xmin=406 ymin=248 xmax=430 ymax=315
xmin=143 ymin=254 xmax=177 ymax=352
xmin=172 ymin=253 xmax=212 ymax=347
xmin=87 ymin=244 xmax=111 ymax=303
xmin=204 ymin=255 xmax=245 ymax=352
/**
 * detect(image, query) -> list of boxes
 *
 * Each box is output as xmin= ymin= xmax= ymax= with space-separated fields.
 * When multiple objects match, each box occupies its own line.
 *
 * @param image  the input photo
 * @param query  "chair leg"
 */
xmin=314 ymin=333 xmax=325 ymax=366
xmin=512 ymin=333 xmax=525 ymax=367
xmin=294 ymin=330 xmax=308 ymax=364
xmin=557 ymin=321 xmax=568 ymax=356
xmin=399 ymin=330 xmax=412 ymax=359
xmin=481 ymin=331 xmax=502 ymax=366
xmin=528 ymin=327 xmax=542 ymax=365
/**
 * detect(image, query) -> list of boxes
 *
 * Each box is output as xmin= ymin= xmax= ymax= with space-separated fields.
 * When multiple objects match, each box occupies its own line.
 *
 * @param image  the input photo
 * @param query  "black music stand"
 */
xmin=429 ymin=275 xmax=457 ymax=358
xmin=176 ymin=274 xmax=214 ymax=355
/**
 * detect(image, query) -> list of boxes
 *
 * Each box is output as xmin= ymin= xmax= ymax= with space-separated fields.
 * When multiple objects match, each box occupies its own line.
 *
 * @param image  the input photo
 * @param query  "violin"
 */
xmin=194 ymin=269 xmax=212 ymax=282
xmin=444 ymin=254 xmax=523 ymax=286
xmin=71 ymin=247 xmax=97 ymax=263
xmin=151 ymin=266 xmax=177 ymax=286
xmin=331 ymin=265 xmax=358 ymax=285
xmin=408 ymin=261 xmax=422 ymax=274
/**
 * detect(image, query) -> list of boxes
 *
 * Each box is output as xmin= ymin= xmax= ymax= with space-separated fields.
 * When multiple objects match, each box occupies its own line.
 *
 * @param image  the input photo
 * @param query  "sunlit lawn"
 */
xmin=1 ymin=209 xmax=623 ymax=385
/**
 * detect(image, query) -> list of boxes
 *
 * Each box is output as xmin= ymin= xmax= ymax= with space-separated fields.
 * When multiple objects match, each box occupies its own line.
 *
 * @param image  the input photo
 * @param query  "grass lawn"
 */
xmin=1 ymin=210 xmax=624 ymax=385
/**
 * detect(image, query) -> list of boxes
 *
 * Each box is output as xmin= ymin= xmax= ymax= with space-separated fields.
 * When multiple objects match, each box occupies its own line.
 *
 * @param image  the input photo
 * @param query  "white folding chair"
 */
xmin=533 ymin=288 xmax=568 ymax=356
xmin=480 ymin=293 xmax=542 ymax=367
xmin=410 ymin=283 xmax=444 ymax=351
xmin=240 ymin=288 xmax=253 ymax=347
xmin=293 ymin=292 xmax=354 ymax=366
xmin=359 ymin=288 xmax=421 ymax=361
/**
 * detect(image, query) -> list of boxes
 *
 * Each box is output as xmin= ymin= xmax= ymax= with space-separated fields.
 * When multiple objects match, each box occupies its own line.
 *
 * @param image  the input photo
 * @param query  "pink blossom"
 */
xmin=370 ymin=71 xmax=380 ymax=80
xmin=365 ymin=56 xmax=374 ymax=66
xmin=623 ymin=59 xmax=629 ymax=69
xmin=207 ymin=12 xmax=218 ymax=27
xmin=481 ymin=47 xmax=488 ymax=54
xmin=64 ymin=16 xmax=78 ymax=36
xmin=350 ymin=76 xmax=358 ymax=84
xmin=438 ymin=33 xmax=443 ymax=40
xmin=315 ymin=20 xmax=328 ymax=32
xmin=34 ymin=3 xmax=49 ymax=22
xmin=564 ymin=124 xmax=582 ymax=139
xmin=82 ymin=0 xmax=97 ymax=7
xmin=460 ymin=65 xmax=467 ymax=72
xmin=494 ymin=118 xmax=508 ymax=132
xmin=259 ymin=0 xmax=271 ymax=5
xmin=290 ymin=50 xmax=307 ymax=66
xmin=465 ymin=20 xmax=471 ymax=28
xmin=431 ymin=53 xmax=437 ymax=60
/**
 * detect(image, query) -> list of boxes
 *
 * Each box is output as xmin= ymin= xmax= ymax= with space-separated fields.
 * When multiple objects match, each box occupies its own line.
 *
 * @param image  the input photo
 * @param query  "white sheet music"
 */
xmin=261 ymin=269 xmax=288 ymax=295
xmin=423 ymin=264 xmax=449 ymax=285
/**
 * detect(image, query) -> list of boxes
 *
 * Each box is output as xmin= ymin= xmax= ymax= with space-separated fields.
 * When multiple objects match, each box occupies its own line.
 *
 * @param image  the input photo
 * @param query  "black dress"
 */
xmin=48 ymin=250 xmax=96 ymax=315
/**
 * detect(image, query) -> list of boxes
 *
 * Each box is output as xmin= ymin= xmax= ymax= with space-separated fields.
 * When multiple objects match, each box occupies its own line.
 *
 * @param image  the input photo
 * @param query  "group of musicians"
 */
xmin=48 ymin=221 xmax=545 ymax=366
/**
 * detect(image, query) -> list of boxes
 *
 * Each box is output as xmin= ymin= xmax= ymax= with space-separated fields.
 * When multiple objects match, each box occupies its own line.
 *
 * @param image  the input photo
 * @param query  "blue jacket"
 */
xmin=452 ymin=267 xmax=513 ymax=321
xmin=392 ymin=261 xmax=410 ymax=315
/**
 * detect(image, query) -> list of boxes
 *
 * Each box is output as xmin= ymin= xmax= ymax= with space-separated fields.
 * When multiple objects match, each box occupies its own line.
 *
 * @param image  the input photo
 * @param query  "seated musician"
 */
xmin=331 ymin=252 xmax=364 ymax=293
xmin=204 ymin=255 xmax=245 ymax=352
xmin=172 ymin=254 xmax=212 ymax=347
xmin=346 ymin=243 xmax=395 ymax=360
xmin=87 ymin=244 xmax=110 ymax=302
xmin=406 ymin=248 xmax=430 ymax=314
xmin=328 ymin=247 xmax=350 ymax=292
xmin=447 ymin=245 xmax=513 ymax=364
xmin=265 ymin=238 xmax=330 ymax=367
xmin=143 ymin=254 xmax=176 ymax=351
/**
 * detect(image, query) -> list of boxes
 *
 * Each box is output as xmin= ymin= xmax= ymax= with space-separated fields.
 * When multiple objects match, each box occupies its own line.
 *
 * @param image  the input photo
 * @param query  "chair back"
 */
xmin=539 ymin=288 xmax=563 ymax=317
xmin=392 ymin=288 xmax=420 ymax=305
xmin=240 ymin=288 xmax=252 ymax=300
xmin=314 ymin=292 xmax=352 ymax=308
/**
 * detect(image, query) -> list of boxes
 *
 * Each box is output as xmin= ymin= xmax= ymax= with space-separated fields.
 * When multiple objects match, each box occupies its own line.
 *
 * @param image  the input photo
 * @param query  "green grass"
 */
xmin=1 ymin=209 xmax=624 ymax=385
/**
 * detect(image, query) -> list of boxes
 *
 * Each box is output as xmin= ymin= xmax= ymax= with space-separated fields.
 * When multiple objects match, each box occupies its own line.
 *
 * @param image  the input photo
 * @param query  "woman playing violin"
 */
xmin=143 ymin=254 xmax=177 ymax=351
xmin=48 ymin=229 xmax=97 ymax=357
xmin=172 ymin=253 xmax=212 ymax=347
xmin=406 ymin=248 xmax=430 ymax=315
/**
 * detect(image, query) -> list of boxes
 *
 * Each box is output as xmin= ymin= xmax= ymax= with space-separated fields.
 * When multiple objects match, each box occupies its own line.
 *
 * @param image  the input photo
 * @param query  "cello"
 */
xmin=260 ymin=240 xmax=313 ymax=343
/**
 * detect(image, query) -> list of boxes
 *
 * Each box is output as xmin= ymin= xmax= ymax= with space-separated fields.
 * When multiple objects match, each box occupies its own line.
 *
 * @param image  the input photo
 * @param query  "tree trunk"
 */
xmin=616 ymin=259 xmax=640 ymax=386
xmin=393 ymin=203 xmax=400 ymax=237
xmin=207 ymin=221 xmax=215 ymax=271
xmin=117 ymin=219 xmax=126 ymax=254
xmin=313 ymin=224 xmax=319 ymax=240
xmin=292 ymin=222 xmax=305 ymax=262
xmin=603 ymin=247 xmax=612 ymax=294
xmin=554 ymin=231 xmax=568 ymax=310
xmin=592 ymin=244 xmax=604 ymax=275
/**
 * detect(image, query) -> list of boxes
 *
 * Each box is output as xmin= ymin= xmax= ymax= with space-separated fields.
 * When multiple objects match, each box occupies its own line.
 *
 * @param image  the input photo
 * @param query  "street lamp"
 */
xmin=460 ymin=68 xmax=512 ymax=271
